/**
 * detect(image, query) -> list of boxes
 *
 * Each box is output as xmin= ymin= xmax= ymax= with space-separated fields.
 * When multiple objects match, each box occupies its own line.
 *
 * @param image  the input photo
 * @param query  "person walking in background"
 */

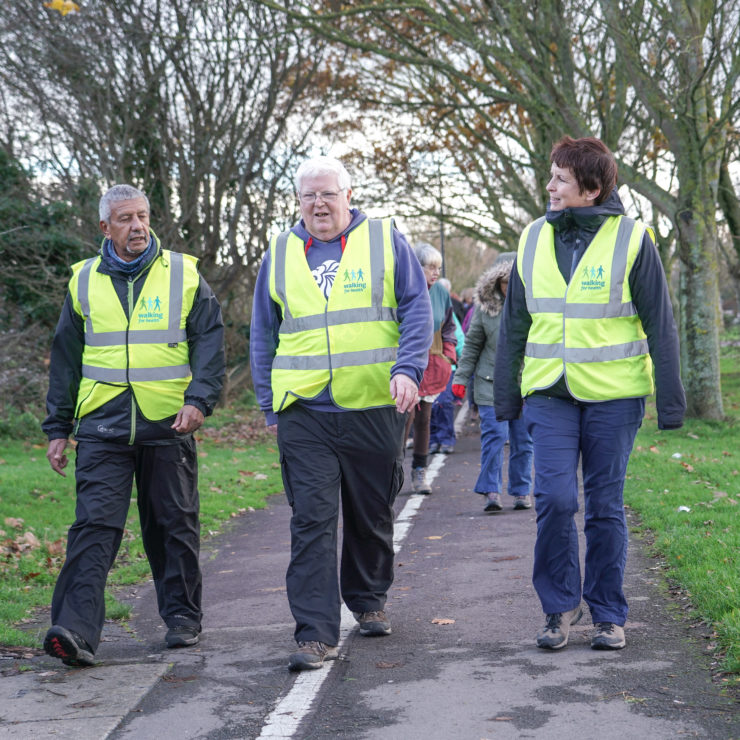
xmin=250 ymin=156 xmax=432 ymax=671
xmin=42 ymin=184 xmax=225 ymax=666
xmin=452 ymin=252 xmax=533 ymax=513
xmin=405 ymin=243 xmax=457 ymax=494
xmin=429 ymin=277 xmax=465 ymax=455
xmin=494 ymin=136 xmax=685 ymax=652
xmin=460 ymin=287 xmax=475 ymax=333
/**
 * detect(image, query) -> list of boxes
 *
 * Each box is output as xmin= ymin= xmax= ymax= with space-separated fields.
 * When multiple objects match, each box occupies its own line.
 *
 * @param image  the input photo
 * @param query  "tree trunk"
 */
xmin=675 ymin=187 xmax=724 ymax=419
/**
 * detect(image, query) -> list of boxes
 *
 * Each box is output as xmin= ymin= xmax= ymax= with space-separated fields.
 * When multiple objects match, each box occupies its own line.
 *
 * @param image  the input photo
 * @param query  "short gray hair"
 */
xmin=99 ymin=184 xmax=149 ymax=222
xmin=438 ymin=277 xmax=451 ymax=292
xmin=294 ymin=156 xmax=351 ymax=194
xmin=413 ymin=242 xmax=442 ymax=268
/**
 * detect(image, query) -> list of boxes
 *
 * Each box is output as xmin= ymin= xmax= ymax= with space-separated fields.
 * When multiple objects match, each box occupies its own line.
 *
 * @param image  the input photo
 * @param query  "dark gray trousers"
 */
xmin=277 ymin=404 xmax=406 ymax=646
xmin=50 ymin=438 xmax=202 ymax=651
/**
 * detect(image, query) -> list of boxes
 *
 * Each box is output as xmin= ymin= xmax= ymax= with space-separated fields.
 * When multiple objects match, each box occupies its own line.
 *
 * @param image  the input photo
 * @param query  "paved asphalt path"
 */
xmin=1 ymin=413 xmax=738 ymax=739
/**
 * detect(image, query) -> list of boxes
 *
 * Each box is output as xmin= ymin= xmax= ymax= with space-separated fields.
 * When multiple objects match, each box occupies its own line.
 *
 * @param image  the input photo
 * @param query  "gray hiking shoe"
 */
xmin=513 ymin=495 xmax=532 ymax=510
xmin=483 ymin=492 xmax=502 ymax=512
xmin=354 ymin=610 xmax=392 ymax=636
xmin=411 ymin=467 xmax=431 ymax=494
xmin=288 ymin=641 xmax=339 ymax=671
xmin=591 ymin=622 xmax=626 ymax=650
xmin=165 ymin=625 xmax=201 ymax=648
xmin=536 ymin=605 xmax=583 ymax=650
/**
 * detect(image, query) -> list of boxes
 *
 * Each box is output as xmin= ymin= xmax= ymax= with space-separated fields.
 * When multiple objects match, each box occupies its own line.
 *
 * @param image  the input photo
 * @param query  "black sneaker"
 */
xmin=354 ymin=610 xmax=392 ymax=636
xmin=165 ymin=625 xmax=201 ymax=648
xmin=591 ymin=622 xmax=626 ymax=650
xmin=44 ymin=625 xmax=95 ymax=667
xmin=288 ymin=641 xmax=339 ymax=671
xmin=536 ymin=606 xmax=583 ymax=650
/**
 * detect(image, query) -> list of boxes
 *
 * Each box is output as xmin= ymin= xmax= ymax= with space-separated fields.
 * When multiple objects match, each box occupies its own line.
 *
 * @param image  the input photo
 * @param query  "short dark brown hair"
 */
xmin=550 ymin=136 xmax=618 ymax=205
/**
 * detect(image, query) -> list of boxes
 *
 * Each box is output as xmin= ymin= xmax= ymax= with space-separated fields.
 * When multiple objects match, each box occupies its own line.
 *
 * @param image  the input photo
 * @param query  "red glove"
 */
xmin=452 ymin=383 xmax=466 ymax=399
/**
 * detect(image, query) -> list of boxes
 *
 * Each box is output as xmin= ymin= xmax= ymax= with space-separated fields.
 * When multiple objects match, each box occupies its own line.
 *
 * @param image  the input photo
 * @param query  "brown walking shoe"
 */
xmin=288 ymin=641 xmax=339 ymax=671
xmin=354 ymin=610 xmax=392 ymax=636
xmin=536 ymin=605 xmax=583 ymax=650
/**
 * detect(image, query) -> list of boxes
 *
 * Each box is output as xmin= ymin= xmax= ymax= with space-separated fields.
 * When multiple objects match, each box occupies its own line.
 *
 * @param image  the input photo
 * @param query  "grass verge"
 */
xmin=0 ymin=401 xmax=282 ymax=648
xmin=625 ymin=339 xmax=740 ymax=680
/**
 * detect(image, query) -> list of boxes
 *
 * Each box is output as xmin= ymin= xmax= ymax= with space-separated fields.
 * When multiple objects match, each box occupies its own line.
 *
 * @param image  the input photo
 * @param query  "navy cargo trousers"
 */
xmin=523 ymin=395 xmax=645 ymax=626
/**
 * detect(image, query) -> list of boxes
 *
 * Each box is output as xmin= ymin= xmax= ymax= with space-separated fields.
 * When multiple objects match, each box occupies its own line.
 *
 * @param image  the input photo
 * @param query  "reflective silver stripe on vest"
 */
xmin=272 ymin=346 xmax=398 ymax=370
xmin=80 ymin=251 xmax=188 ymax=346
xmin=523 ymin=215 xmax=640 ymax=318
xmin=368 ymin=218 xmax=386 ymax=305
xmin=521 ymin=217 xmax=548 ymax=312
xmin=82 ymin=364 xmax=192 ymax=382
xmin=273 ymin=230 xmax=292 ymax=320
xmin=280 ymin=306 xmax=398 ymax=334
xmin=167 ymin=252 xmax=184 ymax=335
xmin=77 ymin=257 xmax=98 ymax=337
xmin=525 ymin=338 xmax=649 ymax=362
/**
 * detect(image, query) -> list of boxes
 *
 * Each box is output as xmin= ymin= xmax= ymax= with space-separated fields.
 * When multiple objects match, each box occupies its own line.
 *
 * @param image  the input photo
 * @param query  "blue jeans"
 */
xmin=475 ymin=405 xmax=533 ymax=496
xmin=523 ymin=395 xmax=645 ymax=625
xmin=429 ymin=377 xmax=456 ymax=447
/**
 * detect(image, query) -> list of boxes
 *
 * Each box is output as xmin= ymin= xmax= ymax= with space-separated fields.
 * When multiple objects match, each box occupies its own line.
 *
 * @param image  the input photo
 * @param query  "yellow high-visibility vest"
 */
xmin=70 ymin=235 xmax=199 ymax=421
xmin=517 ymin=214 xmax=654 ymax=401
xmin=268 ymin=218 xmax=400 ymax=412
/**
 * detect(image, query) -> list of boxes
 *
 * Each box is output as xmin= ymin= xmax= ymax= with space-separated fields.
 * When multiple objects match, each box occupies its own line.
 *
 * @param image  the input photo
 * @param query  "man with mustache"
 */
xmin=42 ymin=184 xmax=225 ymax=666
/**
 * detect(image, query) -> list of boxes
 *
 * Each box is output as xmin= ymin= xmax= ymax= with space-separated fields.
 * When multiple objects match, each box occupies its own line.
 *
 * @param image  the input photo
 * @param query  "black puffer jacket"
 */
xmin=494 ymin=189 xmax=686 ymax=430
xmin=42 ymin=240 xmax=225 ymax=445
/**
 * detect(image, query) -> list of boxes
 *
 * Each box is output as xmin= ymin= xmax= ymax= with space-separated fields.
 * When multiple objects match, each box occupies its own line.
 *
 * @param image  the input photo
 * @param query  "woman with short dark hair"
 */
xmin=494 ymin=136 xmax=686 ymax=652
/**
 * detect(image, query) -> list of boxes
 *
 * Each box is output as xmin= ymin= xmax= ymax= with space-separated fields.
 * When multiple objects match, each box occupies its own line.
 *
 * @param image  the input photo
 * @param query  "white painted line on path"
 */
xmin=256 ymin=414 xmax=466 ymax=739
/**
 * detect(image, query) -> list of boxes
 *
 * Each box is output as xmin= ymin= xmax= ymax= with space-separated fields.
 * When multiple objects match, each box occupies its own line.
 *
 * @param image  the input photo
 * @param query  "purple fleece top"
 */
xmin=250 ymin=208 xmax=433 ymax=425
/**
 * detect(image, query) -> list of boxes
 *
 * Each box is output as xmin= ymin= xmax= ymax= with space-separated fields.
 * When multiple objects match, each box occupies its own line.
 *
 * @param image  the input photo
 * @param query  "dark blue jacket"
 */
xmin=42 ymin=239 xmax=225 ymax=444
xmin=494 ymin=189 xmax=686 ymax=430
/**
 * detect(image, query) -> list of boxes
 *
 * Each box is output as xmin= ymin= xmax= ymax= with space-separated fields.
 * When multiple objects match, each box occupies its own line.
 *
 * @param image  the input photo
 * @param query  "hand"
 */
xmin=171 ymin=404 xmax=205 ymax=434
xmin=390 ymin=373 xmax=419 ymax=414
xmin=452 ymin=383 xmax=466 ymax=399
xmin=266 ymin=423 xmax=277 ymax=435
xmin=47 ymin=437 xmax=69 ymax=477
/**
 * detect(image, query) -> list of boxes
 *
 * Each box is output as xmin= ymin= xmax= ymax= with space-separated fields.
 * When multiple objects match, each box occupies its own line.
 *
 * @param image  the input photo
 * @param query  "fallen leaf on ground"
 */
xmin=46 ymin=538 xmax=67 ymax=555
xmin=431 ymin=618 xmax=455 ymax=625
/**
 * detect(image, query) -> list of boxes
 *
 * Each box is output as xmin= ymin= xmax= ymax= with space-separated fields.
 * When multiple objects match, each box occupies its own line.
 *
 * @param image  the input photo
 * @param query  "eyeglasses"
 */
xmin=298 ymin=189 xmax=346 ymax=203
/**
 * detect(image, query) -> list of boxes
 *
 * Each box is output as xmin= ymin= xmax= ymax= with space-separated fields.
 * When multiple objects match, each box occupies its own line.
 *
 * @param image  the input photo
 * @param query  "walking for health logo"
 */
xmin=137 ymin=295 xmax=164 ymax=323
xmin=342 ymin=265 xmax=368 ymax=294
xmin=579 ymin=264 xmax=606 ymax=291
